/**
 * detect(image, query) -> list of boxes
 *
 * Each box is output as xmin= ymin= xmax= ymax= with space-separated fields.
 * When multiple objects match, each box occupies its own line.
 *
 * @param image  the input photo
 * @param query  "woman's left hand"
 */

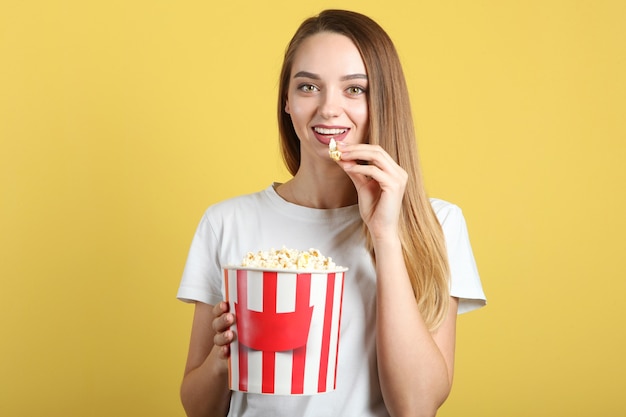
xmin=336 ymin=143 xmax=408 ymax=240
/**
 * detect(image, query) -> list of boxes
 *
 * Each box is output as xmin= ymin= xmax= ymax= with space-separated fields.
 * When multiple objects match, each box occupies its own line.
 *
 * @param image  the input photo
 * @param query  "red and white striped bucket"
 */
xmin=223 ymin=267 xmax=346 ymax=395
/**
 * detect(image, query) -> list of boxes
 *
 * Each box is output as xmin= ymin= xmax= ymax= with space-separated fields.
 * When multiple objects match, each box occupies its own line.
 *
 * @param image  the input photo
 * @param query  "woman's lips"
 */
xmin=312 ymin=126 xmax=350 ymax=144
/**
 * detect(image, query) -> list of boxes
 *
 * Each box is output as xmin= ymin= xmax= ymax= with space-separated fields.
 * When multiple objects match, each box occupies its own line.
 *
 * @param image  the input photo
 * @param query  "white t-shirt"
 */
xmin=178 ymin=184 xmax=486 ymax=417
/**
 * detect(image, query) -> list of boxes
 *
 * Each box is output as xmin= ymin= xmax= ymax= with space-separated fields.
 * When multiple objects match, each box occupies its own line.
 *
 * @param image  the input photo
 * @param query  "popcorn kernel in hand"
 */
xmin=329 ymin=138 xmax=342 ymax=161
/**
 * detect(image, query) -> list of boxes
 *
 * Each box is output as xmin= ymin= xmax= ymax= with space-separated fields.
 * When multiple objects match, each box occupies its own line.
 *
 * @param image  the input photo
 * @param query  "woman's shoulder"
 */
xmin=429 ymin=197 xmax=462 ymax=222
xmin=204 ymin=186 xmax=274 ymax=216
xmin=429 ymin=198 xmax=474 ymax=240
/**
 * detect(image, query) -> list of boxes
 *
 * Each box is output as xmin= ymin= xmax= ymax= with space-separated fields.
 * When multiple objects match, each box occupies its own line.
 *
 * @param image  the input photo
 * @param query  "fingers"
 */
xmin=338 ymin=144 xmax=396 ymax=173
xmin=336 ymin=144 xmax=407 ymax=236
xmin=212 ymin=301 xmax=236 ymax=351
xmin=338 ymin=144 xmax=407 ymax=189
xmin=212 ymin=300 xmax=229 ymax=314
xmin=218 ymin=345 xmax=231 ymax=360
xmin=214 ymin=329 xmax=235 ymax=355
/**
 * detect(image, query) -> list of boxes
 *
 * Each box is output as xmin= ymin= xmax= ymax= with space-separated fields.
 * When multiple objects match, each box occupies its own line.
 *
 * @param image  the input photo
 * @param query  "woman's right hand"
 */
xmin=181 ymin=302 xmax=235 ymax=416
xmin=212 ymin=301 xmax=236 ymax=360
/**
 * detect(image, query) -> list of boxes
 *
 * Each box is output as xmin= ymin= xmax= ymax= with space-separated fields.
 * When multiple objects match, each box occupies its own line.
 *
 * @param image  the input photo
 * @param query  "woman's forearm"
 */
xmin=181 ymin=347 xmax=231 ymax=417
xmin=373 ymin=237 xmax=454 ymax=417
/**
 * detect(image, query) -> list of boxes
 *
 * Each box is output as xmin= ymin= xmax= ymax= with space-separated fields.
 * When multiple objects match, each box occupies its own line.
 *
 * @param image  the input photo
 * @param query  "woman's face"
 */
xmin=285 ymin=32 xmax=369 ymax=165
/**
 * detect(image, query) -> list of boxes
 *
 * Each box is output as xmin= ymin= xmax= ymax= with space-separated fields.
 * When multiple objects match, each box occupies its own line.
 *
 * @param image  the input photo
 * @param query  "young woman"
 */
xmin=177 ymin=9 xmax=486 ymax=417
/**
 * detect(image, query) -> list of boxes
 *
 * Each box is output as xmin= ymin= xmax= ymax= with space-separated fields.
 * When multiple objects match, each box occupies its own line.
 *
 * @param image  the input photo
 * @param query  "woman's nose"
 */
xmin=319 ymin=90 xmax=341 ymax=118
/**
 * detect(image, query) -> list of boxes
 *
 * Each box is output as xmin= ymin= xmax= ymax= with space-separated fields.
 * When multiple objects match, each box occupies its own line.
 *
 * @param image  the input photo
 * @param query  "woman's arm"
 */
xmin=374 ymin=237 xmax=458 ymax=417
xmin=338 ymin=143 xmax=457 ymax=416
xmin=180 ymin=302 xmax=234 ymax=417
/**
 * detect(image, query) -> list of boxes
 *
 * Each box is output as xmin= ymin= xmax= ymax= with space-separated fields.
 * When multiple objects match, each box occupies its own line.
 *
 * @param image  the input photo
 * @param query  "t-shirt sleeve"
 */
xmin=433 ymin=199 xmax=487 ymax=314
xmin=177 ymin=211 xmax=224 ymax=306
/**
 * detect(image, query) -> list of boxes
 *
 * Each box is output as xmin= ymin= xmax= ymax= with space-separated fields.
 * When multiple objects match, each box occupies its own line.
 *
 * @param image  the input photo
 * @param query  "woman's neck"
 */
xmin=276 ymin=171 xmax=358 ymax=209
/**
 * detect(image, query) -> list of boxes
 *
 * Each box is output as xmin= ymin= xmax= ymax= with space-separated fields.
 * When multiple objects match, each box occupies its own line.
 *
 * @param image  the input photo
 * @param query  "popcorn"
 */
xmin=240 ymin=247 xmax=339 ymax=271
xmin=328 ymin=138 xmax=342 ymax=161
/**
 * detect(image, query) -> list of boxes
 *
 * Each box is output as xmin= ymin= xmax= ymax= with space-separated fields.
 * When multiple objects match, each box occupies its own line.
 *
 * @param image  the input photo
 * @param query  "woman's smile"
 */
xmin=312 ymin=125 xmax=351 ymax=145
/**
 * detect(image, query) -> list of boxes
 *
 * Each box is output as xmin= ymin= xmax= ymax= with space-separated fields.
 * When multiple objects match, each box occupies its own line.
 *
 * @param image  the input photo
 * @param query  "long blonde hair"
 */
xmin=277 ymin=10 xmax=450 ymax=330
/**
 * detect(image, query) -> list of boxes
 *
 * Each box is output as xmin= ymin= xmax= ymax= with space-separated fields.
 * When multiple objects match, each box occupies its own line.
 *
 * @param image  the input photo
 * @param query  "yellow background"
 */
xmin=1 ymin=0 xmax=625 ymax=416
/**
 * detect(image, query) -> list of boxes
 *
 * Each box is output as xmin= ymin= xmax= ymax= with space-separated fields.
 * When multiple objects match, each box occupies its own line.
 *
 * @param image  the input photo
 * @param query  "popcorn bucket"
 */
xmin=223 ymin=267 xmax=347 ymax=395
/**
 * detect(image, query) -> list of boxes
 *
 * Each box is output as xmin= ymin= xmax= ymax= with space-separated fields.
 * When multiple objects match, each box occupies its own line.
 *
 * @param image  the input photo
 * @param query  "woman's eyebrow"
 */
xmin=293 ymin=71 xmax=320 ymax=80
xmin=293 ymin=71 xmax=368 ymax=81
xmin=341 ymin=73 xmax=368 ymax=81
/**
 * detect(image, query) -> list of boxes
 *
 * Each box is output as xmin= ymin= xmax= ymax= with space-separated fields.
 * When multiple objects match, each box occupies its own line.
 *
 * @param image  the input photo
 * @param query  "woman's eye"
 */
xmin=347 ymin=86 xmax=366 ymax=95
xmin=299 ymin=84 xmax=318 ymax=93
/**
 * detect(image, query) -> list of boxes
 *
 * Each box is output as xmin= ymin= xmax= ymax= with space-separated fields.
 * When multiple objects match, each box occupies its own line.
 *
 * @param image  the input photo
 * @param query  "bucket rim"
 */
xmin=223 ymin=265 xmax=348 ymax=273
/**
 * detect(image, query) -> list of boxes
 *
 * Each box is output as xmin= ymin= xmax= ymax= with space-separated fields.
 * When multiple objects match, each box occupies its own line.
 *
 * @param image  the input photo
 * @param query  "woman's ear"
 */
xmin=284 ymin=99 xmax=290 ymax=115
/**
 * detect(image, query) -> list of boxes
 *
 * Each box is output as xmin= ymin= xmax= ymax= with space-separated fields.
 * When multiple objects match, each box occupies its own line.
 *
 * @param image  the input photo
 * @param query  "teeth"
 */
xmin=315 ymin=127 xmax=346 ymax=135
